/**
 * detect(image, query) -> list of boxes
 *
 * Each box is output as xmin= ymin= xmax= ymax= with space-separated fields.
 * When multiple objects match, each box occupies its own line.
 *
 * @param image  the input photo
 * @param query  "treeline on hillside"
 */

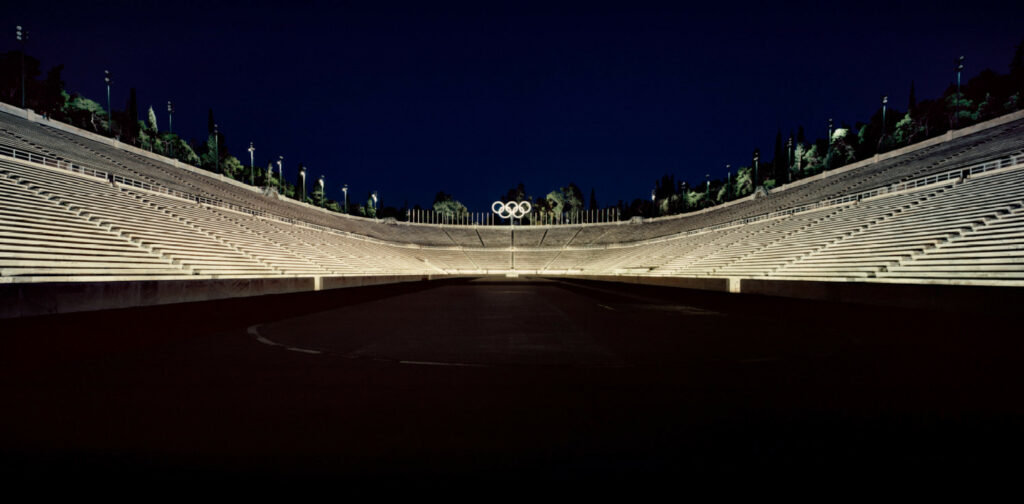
xmin=2 ymin=39 xmax=1023 ymax=223
xmin=0 ymin=51 xmax=373 ymax=217
xmin=635 ymin=40 xmax=1024 ymax=219
xmin=424 ymin=40 xmax=1024 ymax=224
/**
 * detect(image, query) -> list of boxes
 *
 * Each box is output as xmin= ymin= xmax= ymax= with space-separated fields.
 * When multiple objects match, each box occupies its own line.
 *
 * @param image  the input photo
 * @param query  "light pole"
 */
xmin=753 ymin=149 xmax=760 ymax=187
xmin=954 ymin=56 xmax=965 ymax=128
xmin=299 ymin=166 xmax=307 ymax=201
xmin=880 ymin=94 xmax=888 ymax=150
xmin=105 ymin=70 xmax=113 ymax=135
xmin=342 ymin=184 xmax=348 ymax=213
xmin=372 ymin=190 xmax=379 ymax=216
xmin=786 ymin=137 xmax=793 ymax=182
xmin=277 ymin=156 xmax=283 ymax=193
xmin=16 ymin=26 xmax=27 ymax=109
xmin=213 ymin=123 xmax=219 ymax=174
xmin=705 ymin=173 xmax=710 ymax=202
xmin=166 ymin=101 xmax=174 ymax=157
xmin=318 ymin=175 xmax=325 ymax=207
xmin=248 ymin=142 xmax=255 ymax=185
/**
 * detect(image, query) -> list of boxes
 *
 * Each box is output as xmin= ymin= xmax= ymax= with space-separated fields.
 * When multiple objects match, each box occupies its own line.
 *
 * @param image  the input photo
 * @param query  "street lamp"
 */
xmin=318 ymin=175 xmax=325 ymax=207
xmin=880 ymin=94 xmax=888 ymax=150
xmin=213 ymin=123 xmax=219 ymax=174
xmin=166 ymin=101 xmax=174 ymax=157
xmin=954 ymin=56 xmax=965 ymax=128
xmin=705 ymin=173 xmax=710 ymax=201
xmin=753 ymin=149 xmax=760 ymax=187
xmin=786 ymin=137 xmax=793 ymax=182
xmin=299 ymin=165 xmax=307 ymax=201
xmin=342 ymin=184 xmax=348 ymax=213
xmin=372 ymin=190 xmax=379 ymax=216
xmin=16 ymin=26 xmax=27 ymax=109
xmin=104 ymin=70 xmax=113 ymax=135
xmin=248 ymin=142 xmax=255 ymax=185
xmin=277 ymin=156 xmax=283 ymax=193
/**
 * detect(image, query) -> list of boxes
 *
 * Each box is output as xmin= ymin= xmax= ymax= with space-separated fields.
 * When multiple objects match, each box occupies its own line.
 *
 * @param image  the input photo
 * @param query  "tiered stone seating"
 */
xmin=774 ymin=174 xmax=1021 ymax=279
xmin=713 ymin=189 xmax=944 ymax=278
xmin=0 ymin=161 xmax=278 ymax=277
xmin=877 ymin=169 xmax=1024 ymax=281
xmin=0 ymin=165 xmax=189 ymax=281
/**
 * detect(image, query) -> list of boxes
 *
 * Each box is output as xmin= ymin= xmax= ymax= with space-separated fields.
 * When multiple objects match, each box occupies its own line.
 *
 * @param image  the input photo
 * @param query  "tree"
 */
xmin=146 ymin=105 xmax=159 ymax=134
xmin=64 ymin=92 xmax=107 ymax=132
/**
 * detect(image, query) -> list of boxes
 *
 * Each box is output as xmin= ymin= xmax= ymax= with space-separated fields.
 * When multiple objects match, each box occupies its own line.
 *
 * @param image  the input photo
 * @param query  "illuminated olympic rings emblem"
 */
xmin=491 ymin=200 xmax=532 ymax=219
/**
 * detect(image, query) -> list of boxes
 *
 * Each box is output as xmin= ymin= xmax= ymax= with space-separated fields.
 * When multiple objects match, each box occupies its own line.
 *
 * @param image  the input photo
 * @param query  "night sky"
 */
xmin=11 ymin=1 xmax=1024 ymax=211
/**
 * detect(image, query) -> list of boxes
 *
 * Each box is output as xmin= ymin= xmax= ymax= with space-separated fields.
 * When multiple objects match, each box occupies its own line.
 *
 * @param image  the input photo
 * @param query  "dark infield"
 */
xmin=0 ymin=277 xmax=1021 ymax=488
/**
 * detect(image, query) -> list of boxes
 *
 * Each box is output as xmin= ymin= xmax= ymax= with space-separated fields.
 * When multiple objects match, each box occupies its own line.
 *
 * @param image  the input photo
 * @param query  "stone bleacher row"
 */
xmin=3 ymin=110 xmax=1024 ymax=250
xmin=2 ymin=107 xmax=1024 ymax=286
xmin=0 ymin=159 xmax=441 ymax=282
xmin=2 ymin=156 xmax=1024 ymax=284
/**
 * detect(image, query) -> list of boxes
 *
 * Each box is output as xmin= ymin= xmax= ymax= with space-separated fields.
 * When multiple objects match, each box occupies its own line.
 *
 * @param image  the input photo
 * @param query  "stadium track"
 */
xmin=1 ymin=277 xmax=1021 ymax=487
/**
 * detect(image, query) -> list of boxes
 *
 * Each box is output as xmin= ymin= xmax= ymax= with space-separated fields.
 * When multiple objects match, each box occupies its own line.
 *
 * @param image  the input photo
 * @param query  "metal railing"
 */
xmin=2 ymin=137 xmax=1022 ymax=245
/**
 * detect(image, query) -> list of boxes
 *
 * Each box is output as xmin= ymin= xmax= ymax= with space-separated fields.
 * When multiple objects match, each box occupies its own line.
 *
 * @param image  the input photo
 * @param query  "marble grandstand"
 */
xmin=1 ymin=102 xmax=1023 ymax=315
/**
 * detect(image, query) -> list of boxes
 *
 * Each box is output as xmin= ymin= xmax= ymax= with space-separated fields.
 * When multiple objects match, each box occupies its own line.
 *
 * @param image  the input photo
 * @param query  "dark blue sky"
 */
xmin=12 ymin=1 xmax=1024 ymax=211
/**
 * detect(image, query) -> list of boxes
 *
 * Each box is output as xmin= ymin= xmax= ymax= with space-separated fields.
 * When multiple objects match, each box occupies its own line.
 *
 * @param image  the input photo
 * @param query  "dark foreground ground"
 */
xmin=1 ymin=277 xmax=1021 ymax=489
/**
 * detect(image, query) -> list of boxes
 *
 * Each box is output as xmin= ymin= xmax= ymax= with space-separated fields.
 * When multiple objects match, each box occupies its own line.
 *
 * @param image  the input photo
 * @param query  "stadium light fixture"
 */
xmin=880 ymin=95 xmax=888 ymax=150
xmin=213 ymin=124 xmax=219 ymax=174
xmin=277 ymin=156 xmax=284 ymax=193
xmin=16 ymin=25 xmax=28 ymax=109
xmin=167 ymin=101 xmax=174 ymax=157
xmin=786 ymin=137 xmax=793 ymax=182
xmin=342 ymin=184 xmax=348 ymax=213
xmin=248 ymin=142 xmax=255 ymax=185
xmin=753 ymin=149 xmax=760 ymax=187
xmin=954 ymin=56 xmax=965 ymax=128
xmin=104 ymin=70 xmax=113 ymax=135
xmin=318 ymin=175 xmax=325 ymax=207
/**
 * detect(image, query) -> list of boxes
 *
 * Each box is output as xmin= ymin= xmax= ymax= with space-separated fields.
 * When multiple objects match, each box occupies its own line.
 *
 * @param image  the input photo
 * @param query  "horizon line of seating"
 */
xmin=2 ymin=108 xmax=1023 ymax=249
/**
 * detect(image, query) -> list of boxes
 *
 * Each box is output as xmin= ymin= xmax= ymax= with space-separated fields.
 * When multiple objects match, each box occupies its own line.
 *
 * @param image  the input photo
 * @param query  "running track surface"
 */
xmin=1 ymin=277 xmax=1020 ymax=487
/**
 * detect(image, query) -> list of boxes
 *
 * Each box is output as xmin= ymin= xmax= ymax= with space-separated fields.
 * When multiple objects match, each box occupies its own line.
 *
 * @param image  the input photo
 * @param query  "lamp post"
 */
xmin=372 ymin=190 xmax=379 ymax=216
xmin=705 ymin=173 xmax=710 ymax=202
xmin=16 ymin=26 xmax=27 ymax=109
xmin=105 ymin=70 xmax=113 ymax=135
xmin=213 ymin=123 xmax=219 ymax=174
xmin=166 ymin=101 xmax=174 ymax=157
xmin=954 ymin=56 xmax=965 ymax=128
xmin=880 ymin=94 xmax=888 ymax=150
xmin=248 ymin=142 xmax=255 ymax=185
xmin=318 ymin=175 xmax=325 ymax=207
xmin=753 ymin=149 xmax=760 ymax=187
xmin=277 ymin=156 xmax=283 ymax=193
xmin=786 ymin=137 xmax=793 ymax=182
xmin=299 ymin=166 xmax=307 ymax=201
xmin=342 ymin=184 xmax=348 ymax=213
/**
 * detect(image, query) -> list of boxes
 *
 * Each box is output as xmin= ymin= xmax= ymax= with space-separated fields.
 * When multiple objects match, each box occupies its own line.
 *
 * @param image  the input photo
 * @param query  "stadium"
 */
xmin=3 ymin=7 xmax=1024 ymax=487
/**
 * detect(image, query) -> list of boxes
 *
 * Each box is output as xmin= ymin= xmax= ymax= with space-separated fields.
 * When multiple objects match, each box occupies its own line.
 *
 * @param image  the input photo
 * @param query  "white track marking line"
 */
xmin=287 ymin=347 xmax=322 ymax=354
xmin=597 ymin=303 xmax=616 ymax=311
xmin=399 ymin=360 xmax=486 ymax=367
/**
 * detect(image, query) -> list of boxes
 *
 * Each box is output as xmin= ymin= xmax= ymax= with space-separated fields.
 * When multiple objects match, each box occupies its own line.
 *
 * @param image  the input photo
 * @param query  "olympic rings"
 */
xmin=491 ymin=200 xmax=532 ymax=219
